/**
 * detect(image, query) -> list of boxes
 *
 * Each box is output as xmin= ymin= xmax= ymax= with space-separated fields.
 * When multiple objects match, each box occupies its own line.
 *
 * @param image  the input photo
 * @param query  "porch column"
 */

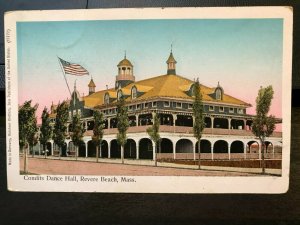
xmin=173 ymin=141 xmax=176 ymax=160
xmin=108 ymin=141 xmax=111 ymax=158
xmin=85 ymin=141 xmax=88 ymax=158
xmin=107 ymin=118 xmax=110 ymax=129
xmin=243 ymin=142 xmax=247 ymax=160
xmin=258 ymin=144 xmax=261 ymax=160
xmin=152 ymin=141 xmax=156 ymax=161
xmin=228 ymin=118 xmax=231 ymax=129
xmin=172 ymin=114 xmax=177 ymax=127
xmin=135 ymin=114 xmax=139 ymax=126
xmin=84 ymin=121 xmax=87 ymax=130
xmin=228 ymin=142 xmax=231 ymax=160
xmin=211 ymin=145 xmax=214 ymax=160
xmin=136 ymin=143 xmax=139 ymax=160
xmin=66 ymin=124 xmax=69 ymax=133
xmin=211 ymin=117 xmax=214 ymax=128
xmin=272 ymin=143 xmax=275 ymax=159
xmin=38 ymin=141 xmax=41 ymax=155
xmin=50 ymin=141 xmax=54 ymax=156
xmin=193 ymin=141 xmax=196 ymax=161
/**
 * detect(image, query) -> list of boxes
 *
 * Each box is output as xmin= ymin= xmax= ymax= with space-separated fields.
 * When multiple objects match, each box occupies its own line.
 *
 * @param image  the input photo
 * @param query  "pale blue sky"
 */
xmin=17 ymin=19 xmax=283 ymax=118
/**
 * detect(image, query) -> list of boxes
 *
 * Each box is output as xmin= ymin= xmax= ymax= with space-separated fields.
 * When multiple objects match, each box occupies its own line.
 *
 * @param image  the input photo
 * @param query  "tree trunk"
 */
xmin=59 ymin=147 xmax=61 ymax=159
xmin=24 ymin=144 xmax=28 ymax=174
xmin=261 ymin=140 xmax=265 ymax=174
xmin=32 ymin=145 xmax=34 ymax=158
xmin=154 ymin=142 xmax=157 ymax=167
xmin=96 ymin=144 xmax=99 ymax=163
xmin=121 ymin=145 xmax=124 ymax=164
xmin=198 ymin=139 xmax=201 ymax=170
xmin=44 ymin=144 xmax=47 ymax=159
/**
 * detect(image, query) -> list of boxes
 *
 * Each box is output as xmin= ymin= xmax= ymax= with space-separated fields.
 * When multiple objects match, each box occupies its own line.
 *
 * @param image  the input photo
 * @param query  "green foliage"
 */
xmin=116 ymin=96 xmax=129 ymax=147
xmin=192 ymin=80 xmax=205 ymax=140
xmin=252 ymin=86 xmax=276 ymax=140
xmin=19 ymin=100 xmax=38 ymax=149
xmin=40 ymin=107 xmax=52 ymax=147
xmin=147 ymin=113 xmax=160 ymax=144
xmin=53 ymin=101 xmax=69 ymax=148
xmin=92 ymin=110 xmax=105 ymax=145
xmin=71 ymin=114 xmax=85 ymax=147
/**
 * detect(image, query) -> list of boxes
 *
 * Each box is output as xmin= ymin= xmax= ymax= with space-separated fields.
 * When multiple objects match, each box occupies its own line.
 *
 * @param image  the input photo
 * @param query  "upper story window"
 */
xmin=238 ymin=108 xmax=244 ymax=114
xmin=164 ymin=101 xmax=170 ymax=107
xmin=131 ymin=86 xmax=137 ymax=99
xmin=188 ymin=103 xmax=193 ymax=109
xmin=152 ymin=102 xmax=157 ymax=108
xmin=104 ymin=93 xmax=110 ymax=105
xmin=117 ymin=90 xmax=123 ymax=101
xmin=216 ymin=89 xmax=222 ymax=100
xmin=136 ymin=104 xmax=141 ymax=110
xmin=144 ymin=102 xmax=149 ymax=108
xmin=209 ymin=105 xmax=214 ymax=111
xmin=229 ymin=107 xmax=234 ymax=113
xmin=219 ymin=106 xmax=224 ymax=112
xmin=176 ymin=102 xmax=182 ymax=108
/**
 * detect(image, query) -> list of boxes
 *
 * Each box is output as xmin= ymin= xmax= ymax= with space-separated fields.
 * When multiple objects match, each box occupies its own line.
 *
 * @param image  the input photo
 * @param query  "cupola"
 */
xmin=115 ymin=52 xmax=135 ymax=88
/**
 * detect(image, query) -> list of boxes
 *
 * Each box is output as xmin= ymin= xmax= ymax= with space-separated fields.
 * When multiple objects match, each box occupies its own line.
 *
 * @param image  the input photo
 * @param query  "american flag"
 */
xmin=59 ymin=57 xmax=89 ymax=76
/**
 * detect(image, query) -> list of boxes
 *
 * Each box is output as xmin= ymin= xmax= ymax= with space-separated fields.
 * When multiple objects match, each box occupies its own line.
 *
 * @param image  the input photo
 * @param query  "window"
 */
xmin=219 ymin=106 xmax=224 ymax=112
xmin=164 ymin=101 xmax=170 ymax=107
xmin=238 ymin=108 xmax=244 ymax=114
xmin=117 ymin=90 xmax=123 ymax=101
xmin=104 ymin=93 xmax=110 ymax=105
xmin=131 ymin=86 xmax=137 ymax=99
xmin=144 ymin=102 xmax=149 ymax=108
xmin=176 ymin=102 xmax=182 ymax=108
xmin=152 ymin=102 xmax=157 ymax=108
xmin=128 ymin=105 xmax=133 ymax=111
xmin=209 ymin=105 xmax=214 ymax=111
xmin=216 ymin=89 xmax=222 ymax=100
xmin=188 ymin=104 xmax=193 ymax=109
xmin=136 ymin=104 xmax=141 ymax=110
xmin=229 ymin=107 xmax=234 ymax=113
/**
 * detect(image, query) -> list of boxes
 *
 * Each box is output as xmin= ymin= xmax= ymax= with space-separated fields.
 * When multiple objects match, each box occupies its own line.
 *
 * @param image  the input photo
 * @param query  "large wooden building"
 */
xmin=44 ymin=51 xmax=282 ymax=161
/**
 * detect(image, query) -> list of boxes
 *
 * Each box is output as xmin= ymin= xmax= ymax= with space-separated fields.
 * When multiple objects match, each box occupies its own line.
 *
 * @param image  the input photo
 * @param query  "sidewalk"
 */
xmin=28 ymin=155 xmax=282 ymax=176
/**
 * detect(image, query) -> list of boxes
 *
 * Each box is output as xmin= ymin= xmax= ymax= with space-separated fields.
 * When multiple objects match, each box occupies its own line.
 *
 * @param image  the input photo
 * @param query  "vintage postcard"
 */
xmin=5 ymin=7 xmax=292 ymax=193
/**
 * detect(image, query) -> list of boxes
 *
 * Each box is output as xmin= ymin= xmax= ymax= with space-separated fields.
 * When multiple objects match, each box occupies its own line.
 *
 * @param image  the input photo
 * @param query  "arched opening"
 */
xmin=128 ymin=115 xmax=137 ymax=127
xmin=230 ymin=119 xmax=244 ymax=130
xmin=68 ymin=141 xmax=75 ymax=156
xmin=110 ymin=118 xmax=117 ymax=128
xmin=195 ymin=140 xmax=211 ymax=153
xmin=88 ymin=140 xmax=96 ymax=157
xmin=139 ymin=138 xmax=153 ymax=159
xmin=160 ymin=114 xmax=173 ymax=126
xmin=139 ymin=114 xmax=153 ymax=126
xmin=213 ymin=118 xmax=228 ymax=129
xmin=161 ymin=138 xmax=173 ymax=153
xmin=68 ymin=123 xmax=73 ymax=132
xmin=265 ymin=141 xmax=273 ymax=153
xmin=213 ymin=140 xmax=228 ymax=153
xmin=247 ymin=141 xmax=259 ymax=154
xmin=61 ymin=142 xmax=67 ymax=157
xmin=46 ymin=142 xmax=52 ymax=155
xmin=87 ymin=121 xmax=95 ymax=130
xmin=124 ymin=139 xmax=136 ymax=159
xmin=110 ymin=140 xmax=121 ymax=158
xmin=175 ymin=115 xmax=193 ymax=127
xmin=78 ymin=142 xmax=86 ymax=157
xmin=246 ymin=120 xmax=253 ymax=130
xmin=101 ymin=140 xmax=108 ymax=158
xmin=176 ymin=139 xmax=193 ymax=153
xmin=204 ymin=117 xmax=212 ymax=128
xmin=230 ymin=141 xmax=244 ymax=153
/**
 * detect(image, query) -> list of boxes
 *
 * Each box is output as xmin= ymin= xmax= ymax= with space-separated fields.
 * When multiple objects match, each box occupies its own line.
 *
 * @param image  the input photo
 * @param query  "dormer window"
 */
xmin=131 ymin=86 xmax=137 ymax=99
xmin=104 ymin=93 xmax=110 ymax=105
xmin=117 ymin=90 xmax=123 ymax=101
xmin=214 ymin=82 xmax=223 ymax=100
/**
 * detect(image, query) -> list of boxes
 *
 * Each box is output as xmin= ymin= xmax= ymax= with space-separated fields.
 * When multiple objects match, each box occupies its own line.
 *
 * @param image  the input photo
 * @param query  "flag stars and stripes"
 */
xmin=59 ymin=57 xmax=89 ymax=76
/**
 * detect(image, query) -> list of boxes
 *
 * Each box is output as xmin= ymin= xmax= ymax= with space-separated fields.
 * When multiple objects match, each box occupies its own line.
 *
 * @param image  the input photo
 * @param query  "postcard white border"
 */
xmin=5 ymin=7 xmax=293 ymax=193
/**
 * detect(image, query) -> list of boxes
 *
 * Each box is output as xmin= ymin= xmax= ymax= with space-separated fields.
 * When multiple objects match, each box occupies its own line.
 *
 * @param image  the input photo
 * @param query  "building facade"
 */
xmin=40 ymin=51 xmax=282 ymax=161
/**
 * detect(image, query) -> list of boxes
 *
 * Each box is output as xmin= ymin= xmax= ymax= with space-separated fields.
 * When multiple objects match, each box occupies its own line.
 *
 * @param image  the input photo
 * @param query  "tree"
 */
xmin=147 ymin=112 xmax=160 ymax=166
xmin=19 ymin=100 xmax=38 ymax=173
xmin=71 ymin=114 xmax=85 ymax=160
xmin=116 ymin=96 xmax=129 ymax=164
xmin=40 ymin=107 xmax=52 ymax=158
xmin=252 ymin=85 xmax=276 ymax=174
xmin=192 ymin=79 xmax=205 ymax=170
xmin=53 ymin=101 xmax=69 ymax=158
xmin=92 ymin=110 xmax=105 ymax=163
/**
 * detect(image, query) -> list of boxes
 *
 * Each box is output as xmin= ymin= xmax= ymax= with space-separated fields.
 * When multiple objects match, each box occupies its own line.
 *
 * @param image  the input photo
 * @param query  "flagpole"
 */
xmin=57 ymin=56 xmax=72 ymax=97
